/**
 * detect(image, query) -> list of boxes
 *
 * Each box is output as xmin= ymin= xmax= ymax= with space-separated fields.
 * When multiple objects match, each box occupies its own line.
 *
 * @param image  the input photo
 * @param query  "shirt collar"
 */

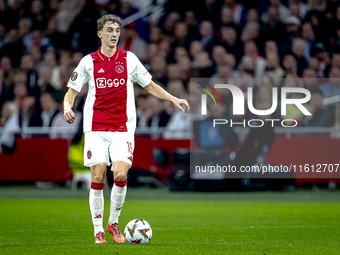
xmin=98 ymin=47 xmax=119 ymax=61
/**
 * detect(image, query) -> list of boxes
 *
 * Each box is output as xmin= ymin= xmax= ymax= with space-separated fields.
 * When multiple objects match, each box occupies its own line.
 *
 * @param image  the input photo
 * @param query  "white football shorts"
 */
xmin=84 ymin=131 xmax=134 ymax=169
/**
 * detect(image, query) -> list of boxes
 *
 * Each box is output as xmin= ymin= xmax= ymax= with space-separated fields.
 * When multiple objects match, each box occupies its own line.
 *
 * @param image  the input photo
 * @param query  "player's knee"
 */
xmin=114 ymin=172 xmax=127 ymax=181
xmin=92 ymin=173 xmax=105 ymax=183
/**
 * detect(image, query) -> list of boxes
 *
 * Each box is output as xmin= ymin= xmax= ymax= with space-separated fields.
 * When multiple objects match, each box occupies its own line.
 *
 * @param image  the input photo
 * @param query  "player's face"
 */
xmin=99 ymin=21 xmax=120 ymax=48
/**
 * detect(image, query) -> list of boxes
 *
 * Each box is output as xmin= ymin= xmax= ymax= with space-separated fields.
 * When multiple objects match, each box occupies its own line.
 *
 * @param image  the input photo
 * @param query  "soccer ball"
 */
xmin=124 ymin=219 xmax=152 ymax=244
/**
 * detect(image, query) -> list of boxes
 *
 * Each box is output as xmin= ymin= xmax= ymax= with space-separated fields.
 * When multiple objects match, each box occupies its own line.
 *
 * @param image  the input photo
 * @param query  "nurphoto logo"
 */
xmin=199 ymin=83 xmax=312 ymax=128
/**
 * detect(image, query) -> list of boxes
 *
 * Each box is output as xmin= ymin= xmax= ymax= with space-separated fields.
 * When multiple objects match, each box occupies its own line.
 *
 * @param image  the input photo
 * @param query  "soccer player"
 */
xmin=63 ymin=14 xmax=190 ymax=244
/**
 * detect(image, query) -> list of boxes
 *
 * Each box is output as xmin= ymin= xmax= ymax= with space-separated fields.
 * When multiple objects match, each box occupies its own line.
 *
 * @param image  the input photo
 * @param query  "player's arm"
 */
xmin=64 ymin=56 xmax=88 ymax=124
xmin=63 ymin=88 xmax=79 ymax=124
xmin=144 ymin=81 xmax=190 ymax=114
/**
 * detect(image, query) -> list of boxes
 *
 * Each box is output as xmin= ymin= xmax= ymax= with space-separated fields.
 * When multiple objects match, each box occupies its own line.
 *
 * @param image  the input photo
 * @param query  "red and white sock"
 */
xmin=108 ymin=179 xmax=127 ymax=225
xmin=89 ymin=182 xmax=105 ymax=236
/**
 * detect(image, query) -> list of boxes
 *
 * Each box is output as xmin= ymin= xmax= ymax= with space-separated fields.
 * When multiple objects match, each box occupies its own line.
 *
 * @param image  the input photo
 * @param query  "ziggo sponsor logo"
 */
xmin=96 ymin=78 xmax=126 ymax=88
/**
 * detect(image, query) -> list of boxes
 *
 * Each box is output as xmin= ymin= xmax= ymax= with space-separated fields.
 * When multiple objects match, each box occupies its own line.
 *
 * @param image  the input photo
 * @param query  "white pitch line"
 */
xmin=12 ymin=225 xmax=338 ymax=233
xmin=153 ymin=225 xmax=338 ymax=230
xmin=14 ymin=229 xmax=93 ymax=233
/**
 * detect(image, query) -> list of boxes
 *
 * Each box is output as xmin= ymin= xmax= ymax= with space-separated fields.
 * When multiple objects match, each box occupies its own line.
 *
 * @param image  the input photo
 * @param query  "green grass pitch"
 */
xmin=0 ymin=187 xmax=340 ymax=254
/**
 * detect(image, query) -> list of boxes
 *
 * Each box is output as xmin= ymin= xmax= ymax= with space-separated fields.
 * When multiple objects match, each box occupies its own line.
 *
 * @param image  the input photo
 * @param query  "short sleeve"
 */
xmin=129 ymin=52 xmax=152 ymax=88
xmin=67 ymin=57 xmax=89 ymax=92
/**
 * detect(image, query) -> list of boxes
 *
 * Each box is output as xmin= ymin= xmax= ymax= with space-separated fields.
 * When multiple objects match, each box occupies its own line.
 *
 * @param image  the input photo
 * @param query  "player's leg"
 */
xmin=106 ymin=161 xmax=129 ymax=243
xmin=84 ymin=132 xmax=110 ymax=243
xmin=107 ymin=132 xmax=134 ymax=243
xmin=90 ymin=163 xmax=107 ymax=243
xmin=108 ymin=161 xmax=129 ymax=224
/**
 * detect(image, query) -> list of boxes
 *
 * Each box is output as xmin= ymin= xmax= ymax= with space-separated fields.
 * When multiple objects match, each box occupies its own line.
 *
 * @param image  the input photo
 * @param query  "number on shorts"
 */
xmin=127 ymin=142 xmax=133 ymax=154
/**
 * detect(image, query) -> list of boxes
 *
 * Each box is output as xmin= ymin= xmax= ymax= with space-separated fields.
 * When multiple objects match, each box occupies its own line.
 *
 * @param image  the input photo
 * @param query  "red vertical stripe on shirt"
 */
xmin=91 ymin=48 xmax=128 ymax=131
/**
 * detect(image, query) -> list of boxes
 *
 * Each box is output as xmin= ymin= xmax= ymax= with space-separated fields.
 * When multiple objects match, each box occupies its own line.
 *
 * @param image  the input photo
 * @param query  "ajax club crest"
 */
xmin=115 ymin=65 xmax=124 ymax=73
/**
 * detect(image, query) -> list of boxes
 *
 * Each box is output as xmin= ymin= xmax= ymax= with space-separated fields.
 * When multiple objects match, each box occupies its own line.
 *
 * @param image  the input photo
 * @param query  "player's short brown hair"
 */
xmin=97 ymin=14 xmax=122 ymax=31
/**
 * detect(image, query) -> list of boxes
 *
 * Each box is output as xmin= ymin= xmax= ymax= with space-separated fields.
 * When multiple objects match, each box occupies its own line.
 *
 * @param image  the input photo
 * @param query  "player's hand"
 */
xmin=172 ymin=98 xmax=190 ymax=114
xmin=64 ymin=108 xmax=76 ymax=124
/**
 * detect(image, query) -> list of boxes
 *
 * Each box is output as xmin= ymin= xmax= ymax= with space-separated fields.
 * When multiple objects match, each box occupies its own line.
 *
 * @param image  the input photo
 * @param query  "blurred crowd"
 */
xmin=1 ymin=0 xmax=340 ymax=143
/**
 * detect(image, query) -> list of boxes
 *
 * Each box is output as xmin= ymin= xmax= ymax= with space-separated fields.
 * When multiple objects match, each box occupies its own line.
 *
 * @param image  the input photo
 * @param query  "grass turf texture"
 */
xmin=0 ymin=188 xmax=339 ymax=254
